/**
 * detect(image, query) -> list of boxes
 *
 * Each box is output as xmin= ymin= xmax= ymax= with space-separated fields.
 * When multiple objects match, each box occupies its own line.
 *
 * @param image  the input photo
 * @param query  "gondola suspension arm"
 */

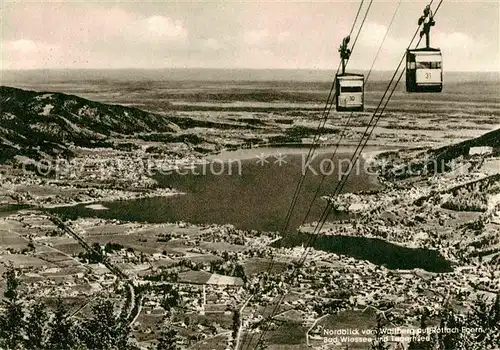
xmin=419 ymin=5 xmax=435 ymax=48
xmin=339 ymin=35 xmax=351 ymax=75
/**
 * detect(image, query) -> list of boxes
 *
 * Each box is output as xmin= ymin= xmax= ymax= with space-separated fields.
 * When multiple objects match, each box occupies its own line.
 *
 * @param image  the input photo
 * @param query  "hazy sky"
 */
xmin=1 ymin=0 xmax=499 ymax=71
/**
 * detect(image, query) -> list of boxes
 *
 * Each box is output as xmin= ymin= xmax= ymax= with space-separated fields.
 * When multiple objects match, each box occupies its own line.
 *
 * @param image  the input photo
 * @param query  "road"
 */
xmin=129 ymin=291 xmax=143 ymax=326
xmin=235 ymin=295 xmax=253 ymax=350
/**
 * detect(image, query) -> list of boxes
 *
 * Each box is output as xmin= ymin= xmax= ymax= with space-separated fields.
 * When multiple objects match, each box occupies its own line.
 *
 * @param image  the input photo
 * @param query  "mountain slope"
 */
xmin=0 ymin=86 xmax=180 ymax=161
xmin=430 ymin=127 xmax=500 ymax=166
xmin=376 ymin=127 xmax=500 ymax=180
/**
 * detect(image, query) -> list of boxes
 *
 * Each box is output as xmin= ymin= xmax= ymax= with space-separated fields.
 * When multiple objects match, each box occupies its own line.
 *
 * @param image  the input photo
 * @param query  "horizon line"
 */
xmin=1 ymin=67 xmax=499 ymax=74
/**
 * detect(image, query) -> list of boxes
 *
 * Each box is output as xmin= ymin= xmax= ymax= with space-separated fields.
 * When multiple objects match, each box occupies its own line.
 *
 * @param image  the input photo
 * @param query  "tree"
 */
xmin=115 ymin=314 xmax=139 ymax=350
xmin=492 ymin=293 xmax=500 ymax=324
xmin=0 ymin=267 xmax=140 ymax=350
xmin=255 ymin=339 xmax=267 ymax=350
xmin=46 ymin=299 xmax=76 ymax=350
xmin=234 ymin=264 xmax=247 ymax=284
xmin=408 ymin=308 xmax=434 ymax=350
xmin=0 ymin=298 xmax=24 ymax=349
xmin=435 ymin=306 xmax=466 ymax=350
xmin=160 ymin=284 xmax=180 ymax=312
xmin=3 ymin=263 xmax=20 ymax=300
xmin=232 ymin=309 xmax=240 ymax=340
xmin=24 ymin=301 xmax=49 ymax=350
xmin=371 ymin=314 xmax=389 ymax=350
xmin=104 ymin=242 xmax=124 ymax=253
xmin=464 ymin=294 xmax=500 ymax=348
xmin=90 ymin=242 xmax=104 ymax=263
xmin=0 ymin=264 xmax=24 ymax=349
xmin=80 ymin=300 xmax=117 ymax=349
xmin=156 ymin=328 xmax=179 ymax=350
xmin=79 ymin=299 xmax=137 ymax=350
xmin=78 ymin=243 xmax=104 ymax=263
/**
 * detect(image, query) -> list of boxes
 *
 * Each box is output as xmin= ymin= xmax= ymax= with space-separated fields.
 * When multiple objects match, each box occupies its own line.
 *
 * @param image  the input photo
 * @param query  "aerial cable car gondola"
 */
xmin=336 ymin=36 xmax=365 ymax=112
xmin=406 ymin=5 xmax=443 ymax=93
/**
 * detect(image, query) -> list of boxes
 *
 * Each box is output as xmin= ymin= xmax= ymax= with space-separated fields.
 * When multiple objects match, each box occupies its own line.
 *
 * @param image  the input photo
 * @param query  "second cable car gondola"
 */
xmin=406 ymin=5 xmax=443 ymax=93
xmin=335 ymin=35 xmax=364 ymax=112
xmin=336 ymin=73 xmax=364 ymax=111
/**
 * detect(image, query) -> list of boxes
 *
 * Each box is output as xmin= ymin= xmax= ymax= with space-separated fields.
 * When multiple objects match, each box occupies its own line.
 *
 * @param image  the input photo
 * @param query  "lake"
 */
xmin=51 ymin=148 xmax=380 ymax=232
xmin=277 ymin=232 xmax=452 ymax=273
xmin=50 ymin=147 xmax=452 ymax=271
xmin=0 ymin=204 xmax=31 ymax=218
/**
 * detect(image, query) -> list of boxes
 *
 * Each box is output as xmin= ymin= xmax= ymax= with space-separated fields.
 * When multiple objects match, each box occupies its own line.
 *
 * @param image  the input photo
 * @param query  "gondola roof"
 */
xmin=336 ymin=73 xmax=364 ymax=78
xmin=408 ymin=47 xmax=441 ymax=52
